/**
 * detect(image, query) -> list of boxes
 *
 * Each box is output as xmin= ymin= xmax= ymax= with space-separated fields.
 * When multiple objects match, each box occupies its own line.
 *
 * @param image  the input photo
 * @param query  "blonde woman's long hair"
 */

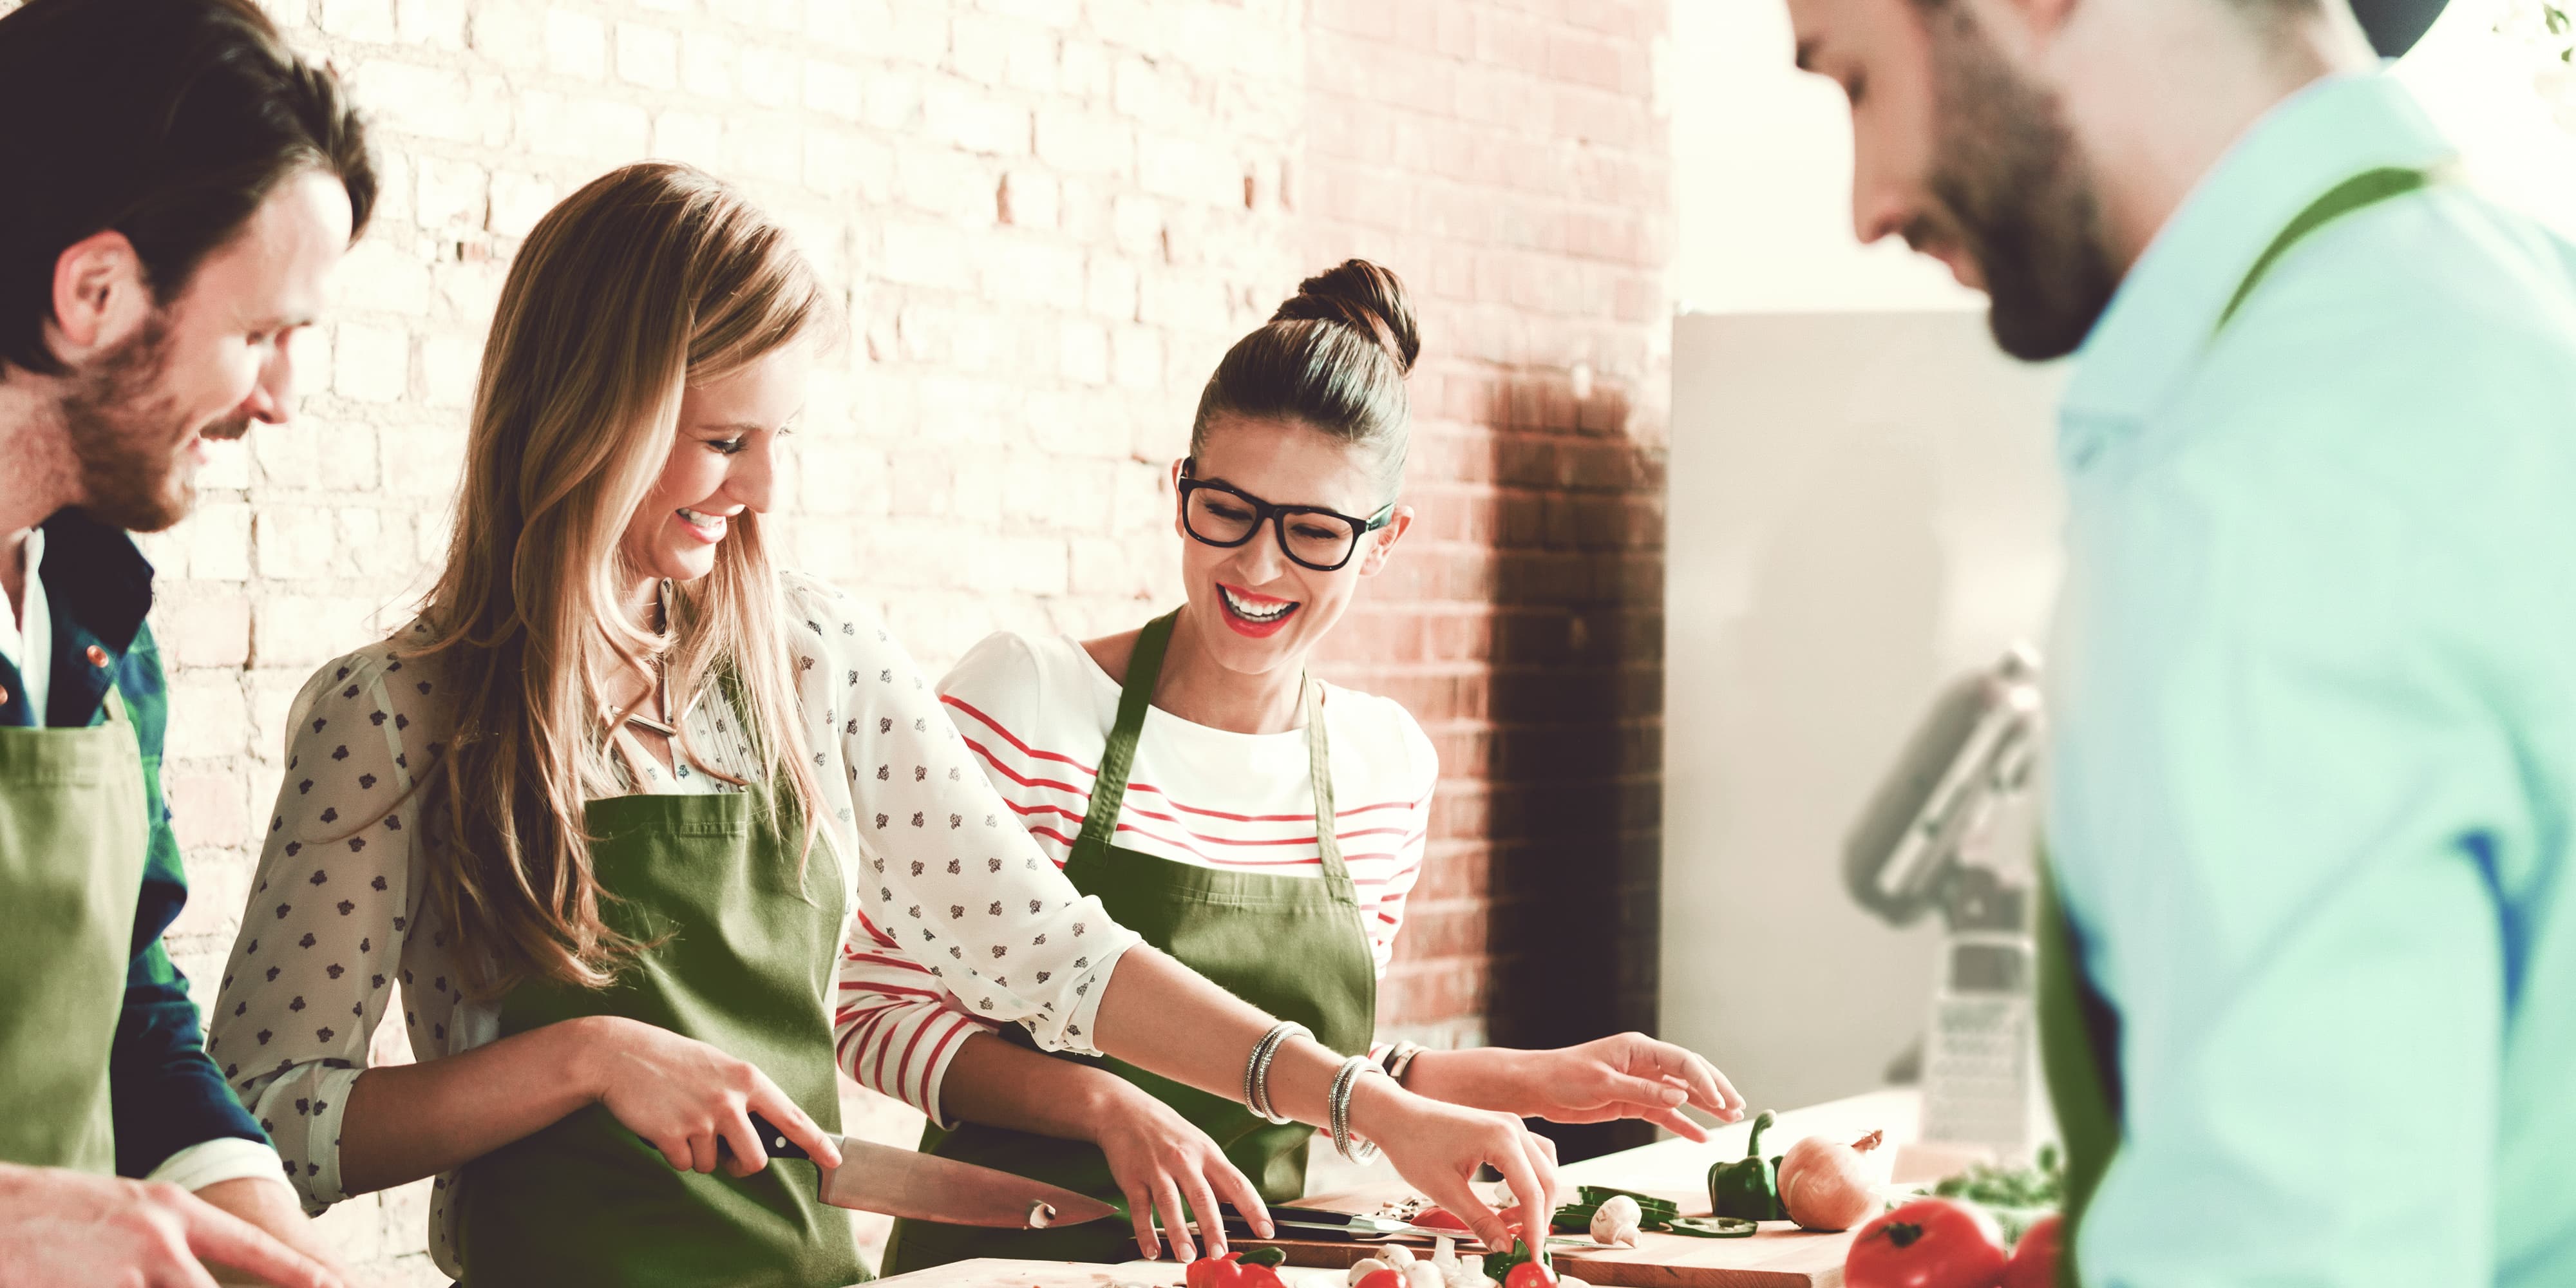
xmin=410 ymin=162 xmax=834 ymax=997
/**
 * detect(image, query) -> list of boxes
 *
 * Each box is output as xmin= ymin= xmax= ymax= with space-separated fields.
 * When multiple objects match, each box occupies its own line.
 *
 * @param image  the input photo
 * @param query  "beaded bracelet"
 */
xmin=1327 ymin=1054 xmax=1383 ymax=1163
xmin=1244 ymin=1021 xmax=1309 ymax=1125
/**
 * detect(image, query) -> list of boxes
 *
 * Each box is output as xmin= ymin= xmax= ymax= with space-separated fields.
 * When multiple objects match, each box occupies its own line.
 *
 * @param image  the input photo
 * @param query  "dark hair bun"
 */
xmin=1272 ymin=259 xmax=1418 ymax=377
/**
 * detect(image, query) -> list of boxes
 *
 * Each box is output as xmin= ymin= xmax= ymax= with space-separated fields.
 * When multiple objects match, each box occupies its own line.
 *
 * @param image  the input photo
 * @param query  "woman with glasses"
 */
xmin=844 ymin=261 xmax=1747 ymax=1269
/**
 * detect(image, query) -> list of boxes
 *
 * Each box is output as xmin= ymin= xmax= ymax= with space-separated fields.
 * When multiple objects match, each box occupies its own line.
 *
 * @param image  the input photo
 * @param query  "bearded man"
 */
xmin=0 ymin=1 xmax=374 ymax=1283
xmin=1785 ymin=0 xmax=2574 ymax=1282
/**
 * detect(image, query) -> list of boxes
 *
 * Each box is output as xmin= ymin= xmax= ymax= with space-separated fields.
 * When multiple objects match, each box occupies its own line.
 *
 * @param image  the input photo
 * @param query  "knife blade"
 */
xmin=743 ymin=1112 xmax=1119 ymax=1229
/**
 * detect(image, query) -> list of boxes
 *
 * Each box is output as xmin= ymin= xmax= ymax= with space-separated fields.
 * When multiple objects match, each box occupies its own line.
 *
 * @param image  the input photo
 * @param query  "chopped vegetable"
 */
xmin=1929 ymin=1148 xmax=2064 ymax=1210
xmin=1501 ymin=1262 xmax=1555 ymax=1288
xmin=1707 ymin=1110 xmax=1786 ymax=1222
xmin=1415 ymin=1208 xmax=1473 ymax=1233
xmin=1587 ymin=1195 xmax=1642 ymax=1248
xmin=1663 ymin=1217 xmax=1758 ymax=1238
xmin=1186 ymin=1253 xmax=1247 ymax=1288
xmin=1240 ymin=1249 xmax=1289 ymax=1269
xmin=1844 ymin=1200 xmax=2008 ymax=1288
xmin=1779 ymin=1130 xmax=1888 ymax=1232
xmin=1238 ymin=1266 xmax=1286 ymax=1288
xmin=1998 ymin=1214 xmax=2061 ymax=1288
xmin=1348 ymin=1261 xmax=1390 ymax=1288
xmin=1354 ymin=1270 xmax=1404 ymax=1288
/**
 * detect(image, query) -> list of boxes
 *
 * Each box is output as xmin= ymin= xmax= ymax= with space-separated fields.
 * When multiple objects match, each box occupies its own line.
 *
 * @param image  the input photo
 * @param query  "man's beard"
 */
xmin=1919 ymin=4 xmax=2119 ymax=363
xmin=56 ymin=316 xmax=245 ymax=534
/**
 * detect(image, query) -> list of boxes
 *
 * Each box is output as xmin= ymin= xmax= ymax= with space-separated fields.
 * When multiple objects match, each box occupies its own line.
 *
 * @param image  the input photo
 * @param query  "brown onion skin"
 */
xmin=1779 ymin=1130 xmax=1885 ymax=1232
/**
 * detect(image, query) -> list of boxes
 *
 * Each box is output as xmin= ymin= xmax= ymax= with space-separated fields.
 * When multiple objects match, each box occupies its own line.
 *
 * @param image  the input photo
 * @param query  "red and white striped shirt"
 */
xmin=834 ymin=629 xmax=1436 ymax=1123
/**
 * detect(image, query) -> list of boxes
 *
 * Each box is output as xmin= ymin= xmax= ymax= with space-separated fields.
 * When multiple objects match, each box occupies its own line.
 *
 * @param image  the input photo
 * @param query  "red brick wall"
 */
xmin=1300 ymin=0 xmax=1674 ymax=1159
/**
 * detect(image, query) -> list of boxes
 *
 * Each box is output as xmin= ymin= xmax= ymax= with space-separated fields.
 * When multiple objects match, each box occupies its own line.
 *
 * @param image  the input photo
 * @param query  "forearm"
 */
xmin=934 ymin=1032 xmax=1143 ymax=1143
xmin=194 ymin=1177 xmax=342 ymax=1287
xmin=1394 ymin=1047 xmax=1531 ymax=1114
xmin=336 ymin=1016 xmax=609 ymax=1195
xmin=1087 ymin=944 xmax=1350 ymax=1128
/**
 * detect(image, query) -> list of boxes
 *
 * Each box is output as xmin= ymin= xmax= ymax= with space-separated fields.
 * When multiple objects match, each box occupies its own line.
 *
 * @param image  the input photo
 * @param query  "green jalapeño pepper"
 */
xmin=1707 ymin=1110 xmax=1785 ymax=1222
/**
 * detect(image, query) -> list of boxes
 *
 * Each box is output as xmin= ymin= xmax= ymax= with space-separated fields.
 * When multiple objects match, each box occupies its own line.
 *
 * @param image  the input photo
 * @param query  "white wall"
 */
xmin=1660 ymin=311 xmax=2065 ymax=1112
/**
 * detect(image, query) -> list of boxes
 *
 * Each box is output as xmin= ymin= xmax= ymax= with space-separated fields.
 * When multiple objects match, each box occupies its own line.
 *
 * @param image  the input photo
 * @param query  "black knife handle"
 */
xmin=638 ymin=1113 xmax=815 ymax=1162
xmin=743 ymin=1112 xmax=811 ymax=1161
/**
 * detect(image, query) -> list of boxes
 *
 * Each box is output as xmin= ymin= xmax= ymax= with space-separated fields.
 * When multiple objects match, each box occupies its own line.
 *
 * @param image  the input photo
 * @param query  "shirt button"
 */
xmin=86 ymin=645 xmax=109 ymax=667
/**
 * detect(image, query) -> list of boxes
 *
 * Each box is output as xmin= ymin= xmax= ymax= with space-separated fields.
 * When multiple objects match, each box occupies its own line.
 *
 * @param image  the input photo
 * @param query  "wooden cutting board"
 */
xmin=1234 ymin=1185 xmax=1853 ymax=1288
xmin=863 ymin=1258 xmax=1188 ymax=1288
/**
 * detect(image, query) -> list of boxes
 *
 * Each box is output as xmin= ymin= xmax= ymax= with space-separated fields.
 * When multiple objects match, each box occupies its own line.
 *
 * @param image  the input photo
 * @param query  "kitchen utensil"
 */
xmin=742 ymin=1112 xmax=1120 ymax=1229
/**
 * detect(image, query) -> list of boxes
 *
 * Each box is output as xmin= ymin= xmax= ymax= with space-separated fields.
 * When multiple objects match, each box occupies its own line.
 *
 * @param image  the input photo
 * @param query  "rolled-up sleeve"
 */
xmin=786 ymin=574 xmax=1141 ymax=1054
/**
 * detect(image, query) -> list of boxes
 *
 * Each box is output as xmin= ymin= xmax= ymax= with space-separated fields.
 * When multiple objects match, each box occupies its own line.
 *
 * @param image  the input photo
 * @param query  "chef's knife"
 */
xmin=1217 ymin=1204 xmax=1484 ymax=1245
xmin=739 ymin=1112 xmax=1119 ymax=1229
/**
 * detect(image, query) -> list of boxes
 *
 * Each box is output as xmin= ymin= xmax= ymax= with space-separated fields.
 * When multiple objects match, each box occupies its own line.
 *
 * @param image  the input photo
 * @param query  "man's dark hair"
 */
xmin=0 ymin=0 xmax=375 ymax=377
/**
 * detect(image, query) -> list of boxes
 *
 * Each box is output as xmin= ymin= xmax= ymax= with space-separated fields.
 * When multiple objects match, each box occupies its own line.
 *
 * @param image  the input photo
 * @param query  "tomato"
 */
xmin=1185 ymin=1253 xmax=1245 ymax=1288
xmin=1502 ymin=1261 xmax=1557 ymax=1288
xmin=1355 ymin=1271 xmax=1405 ymax=1288
xmin=1845 ymin=1199 xmax=2009 ymax=1288
xmin=1414 ymin=1207 xmax=1472 ymax=1231
xmin=2000 ymin=1215 xmax=2061 ymax=1288
xmin=1234 ymin=1265 xmax=1286 ymax=1288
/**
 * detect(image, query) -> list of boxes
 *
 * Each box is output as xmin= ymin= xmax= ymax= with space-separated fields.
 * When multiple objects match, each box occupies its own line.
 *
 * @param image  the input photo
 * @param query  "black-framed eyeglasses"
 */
xmin=1175 ymin=459 xmax=1396 ymax=573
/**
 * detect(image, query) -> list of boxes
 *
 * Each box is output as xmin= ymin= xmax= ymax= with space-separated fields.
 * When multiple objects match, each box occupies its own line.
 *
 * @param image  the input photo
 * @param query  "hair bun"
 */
xmin=1271 ymin=259 xmax=1419 ymax=377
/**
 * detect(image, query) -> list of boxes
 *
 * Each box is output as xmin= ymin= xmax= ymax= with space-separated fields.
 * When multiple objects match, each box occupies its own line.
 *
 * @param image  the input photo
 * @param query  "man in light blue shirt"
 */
xmin=1786 ymin=0 xmax=2575 ymax=1282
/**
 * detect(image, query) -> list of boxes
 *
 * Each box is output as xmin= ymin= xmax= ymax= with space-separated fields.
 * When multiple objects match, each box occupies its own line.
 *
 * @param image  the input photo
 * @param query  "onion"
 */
xmin=1777 ymin=1129 xmax=1886 ymax=1232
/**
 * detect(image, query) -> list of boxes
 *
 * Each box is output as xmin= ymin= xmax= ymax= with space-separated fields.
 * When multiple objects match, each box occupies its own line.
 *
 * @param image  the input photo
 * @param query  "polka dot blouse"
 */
xmin=205 ymin=573 xmax=1141 ymax=1273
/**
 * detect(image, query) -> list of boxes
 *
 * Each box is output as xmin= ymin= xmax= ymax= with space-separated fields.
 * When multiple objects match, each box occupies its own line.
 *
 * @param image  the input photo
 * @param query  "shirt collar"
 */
xmin=37 ymin=507 xmax=155 ymax=659
xmin=2058 ymin=71 xmax=2459 ymax=466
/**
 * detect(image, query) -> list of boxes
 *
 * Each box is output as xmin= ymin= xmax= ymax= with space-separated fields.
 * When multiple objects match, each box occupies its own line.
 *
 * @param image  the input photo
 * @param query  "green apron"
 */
xmin=457 ymin=785 xmax=864 ymax=1288
xmin=2038 ymin=163 xmax=2441 ymax=1288
xmin=885 ymin=611 xmax=1379 ymax=1271
xmin=0 ymin=690 xmax=144 ymax=1171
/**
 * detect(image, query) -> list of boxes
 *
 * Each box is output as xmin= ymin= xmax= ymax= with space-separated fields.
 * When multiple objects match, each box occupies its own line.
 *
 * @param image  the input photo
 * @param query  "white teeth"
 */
xmin=1221 ymin=586 xmax=1294 ymax=622
xmin=677 ymin=507 xmax=726 ymax=528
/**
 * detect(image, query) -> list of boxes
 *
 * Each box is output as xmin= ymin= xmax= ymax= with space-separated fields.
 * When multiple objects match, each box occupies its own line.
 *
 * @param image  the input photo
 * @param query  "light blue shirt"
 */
xmin=2048 ymin=72 xmax=2576 ymax=1285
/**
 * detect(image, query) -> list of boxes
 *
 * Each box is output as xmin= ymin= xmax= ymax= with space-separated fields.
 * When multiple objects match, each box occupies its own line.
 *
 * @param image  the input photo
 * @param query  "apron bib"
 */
xmin=0 ymin=690 xmax=144 ymax=1171
xmin=457 ymin=787 xmax=864 ymax=1287
xmin=886 ymin=612 xmax=1378 ymax=1271
xmin=2039 ymin=163 xmax=2441 ymax=1288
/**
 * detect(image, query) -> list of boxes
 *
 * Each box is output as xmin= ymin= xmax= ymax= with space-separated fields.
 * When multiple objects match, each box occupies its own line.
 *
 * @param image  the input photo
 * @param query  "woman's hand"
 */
xmin=1347 ymin=1078 xmax=1562 ymax=1253
xmin=572 ymin=1016 xmax=842 ymax=1177
xmin=1496 ymin=1032 xmax=1745 ymax=1141
xmin=1086 ymin=1082 xmax=1272 ymax=1263
xmin=0 ymin=1164 xmax=341 ymax=1288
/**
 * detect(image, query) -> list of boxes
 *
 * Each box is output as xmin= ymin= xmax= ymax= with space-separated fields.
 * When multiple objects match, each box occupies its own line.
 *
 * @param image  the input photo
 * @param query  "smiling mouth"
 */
xmin=676 ymin=506 xmax=730 ymax=538
xmin=1219 ymin=583 xmax=1299 ymax=625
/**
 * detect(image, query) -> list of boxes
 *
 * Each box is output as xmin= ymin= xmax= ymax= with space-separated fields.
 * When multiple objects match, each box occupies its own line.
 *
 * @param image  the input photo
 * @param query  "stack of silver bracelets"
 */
xmin=1241 ymin=1020 xmax=1385 ymax=1162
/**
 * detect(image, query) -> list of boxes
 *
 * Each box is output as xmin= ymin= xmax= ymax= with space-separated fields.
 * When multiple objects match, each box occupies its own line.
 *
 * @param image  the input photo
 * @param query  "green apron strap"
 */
xmin=2036 ymin=862 xmax=2121 ymax=1288
xmin=1301 ymin=676 xmax=1358 ymax=907
xmin=1076 ymin=612 xmax=1175 ymax=853
xmin=2215 ymin=165 xmax=2439 ymax=333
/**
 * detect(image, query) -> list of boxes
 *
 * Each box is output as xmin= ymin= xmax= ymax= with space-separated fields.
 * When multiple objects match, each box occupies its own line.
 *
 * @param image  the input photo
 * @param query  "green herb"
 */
xmin=1239 ymin=1247 xmax=1287 ymax=1267
xmin=1664 ymin=1216 xmax=1759 ymax=1238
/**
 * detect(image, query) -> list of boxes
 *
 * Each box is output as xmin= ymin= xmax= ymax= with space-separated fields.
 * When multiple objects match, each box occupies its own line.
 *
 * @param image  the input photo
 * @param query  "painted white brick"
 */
xmin=922 ymin=79 xmax=1027 ymax=156
xmin=393 ymin=0 xmax=465 ymax=48
xmin=738 ymin=44 xmax=797 ymax=109
xmin=521 ymin=91 xmax=650 ymax=160
xmin=419 ymin=332 xmax=480 ymax=409
xmin=869 ymin=0 xmax=948 ymax=66
xmin=252 ymin=596 xmax=385 ymax=669
xmin=652 ymin=109 xmax=726 ymax=167
xmin=876 ymin=221 xmax=976 ymax=292
xmin=1059 ymin=39 xmax=1110 ymax=100
xmin=804 ymin=129 xmax=893 ymax=201
xmin=893 ymin=143 xmax=994 ymax=227
xmin=350 ymin=61 xmax=475 ymax=144
xmin=337 ymin=240 xmax=431 ymax=313
xmin=996 ymin=167 xmax=1057 ymax=230
xmin=679 ymin=30 xmax=736 ymax=97
xmin=254 ymin=506 xmax=336 ymax=580
xmin=724 ymin=115 xmax=804 ymax=185
xmin=981 ymin=239 xmax=1085 ymax=310
xmin=166 ymin=677 xmax=252 ymax=761
xmin=488 ymin=171 xmax=560 ymax=238
xmin=802 ymin=0 xmax=867 ymax=49
xmin=1058 ymin=319 xmax=1109 ymax=386
xmin=616 ymin=23 xmax=679 ymax=90
xmin=544 ymin=8 xmax=607 ymax=79
xmin=1110 ymin=195 xmax=1162 ymax=256
xmin=173 ymin=502 xmax=254 ymax=582
xmin=1110 ymin=323 xmax=1164 ymax=390
xmin=1138 ymin=132 xmax=1236 ymax=205
xmin=319 ymin=0 xmax=395 ymax=42
xmin=862 ymin=68 xmax=923 ymax=131
xmin=383 ymin=424 xmax=469 ymax=499
xmin=332 ymin=321 xmax=410 ymax=403
xmin=1035 ymin=108 xmax=1130 ymax=177
xmin=802 ymin=58 xmax=862 ymax=122
xmin=1085 ymin=255 xmax=1138 ymax=319
xmin=468 ymin=1 xmax=543 ymax=70
xmin=415 ymin=156 xmax=486 ymax=231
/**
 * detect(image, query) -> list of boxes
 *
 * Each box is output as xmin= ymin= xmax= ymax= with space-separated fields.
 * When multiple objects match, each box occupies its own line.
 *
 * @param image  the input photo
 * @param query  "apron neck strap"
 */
xmin=2216 ymin=163 xmax=2447 ymax=334
xmin=1077 ymin=612 xmax=1354 ymax=895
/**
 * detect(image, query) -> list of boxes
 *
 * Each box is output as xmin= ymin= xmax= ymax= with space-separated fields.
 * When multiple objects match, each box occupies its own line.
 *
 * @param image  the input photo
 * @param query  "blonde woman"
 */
xmin=207 ymin=165 xmax=1565 ymax=1287
xmin=843 ymin=261 xmax=1743 ymax=1269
